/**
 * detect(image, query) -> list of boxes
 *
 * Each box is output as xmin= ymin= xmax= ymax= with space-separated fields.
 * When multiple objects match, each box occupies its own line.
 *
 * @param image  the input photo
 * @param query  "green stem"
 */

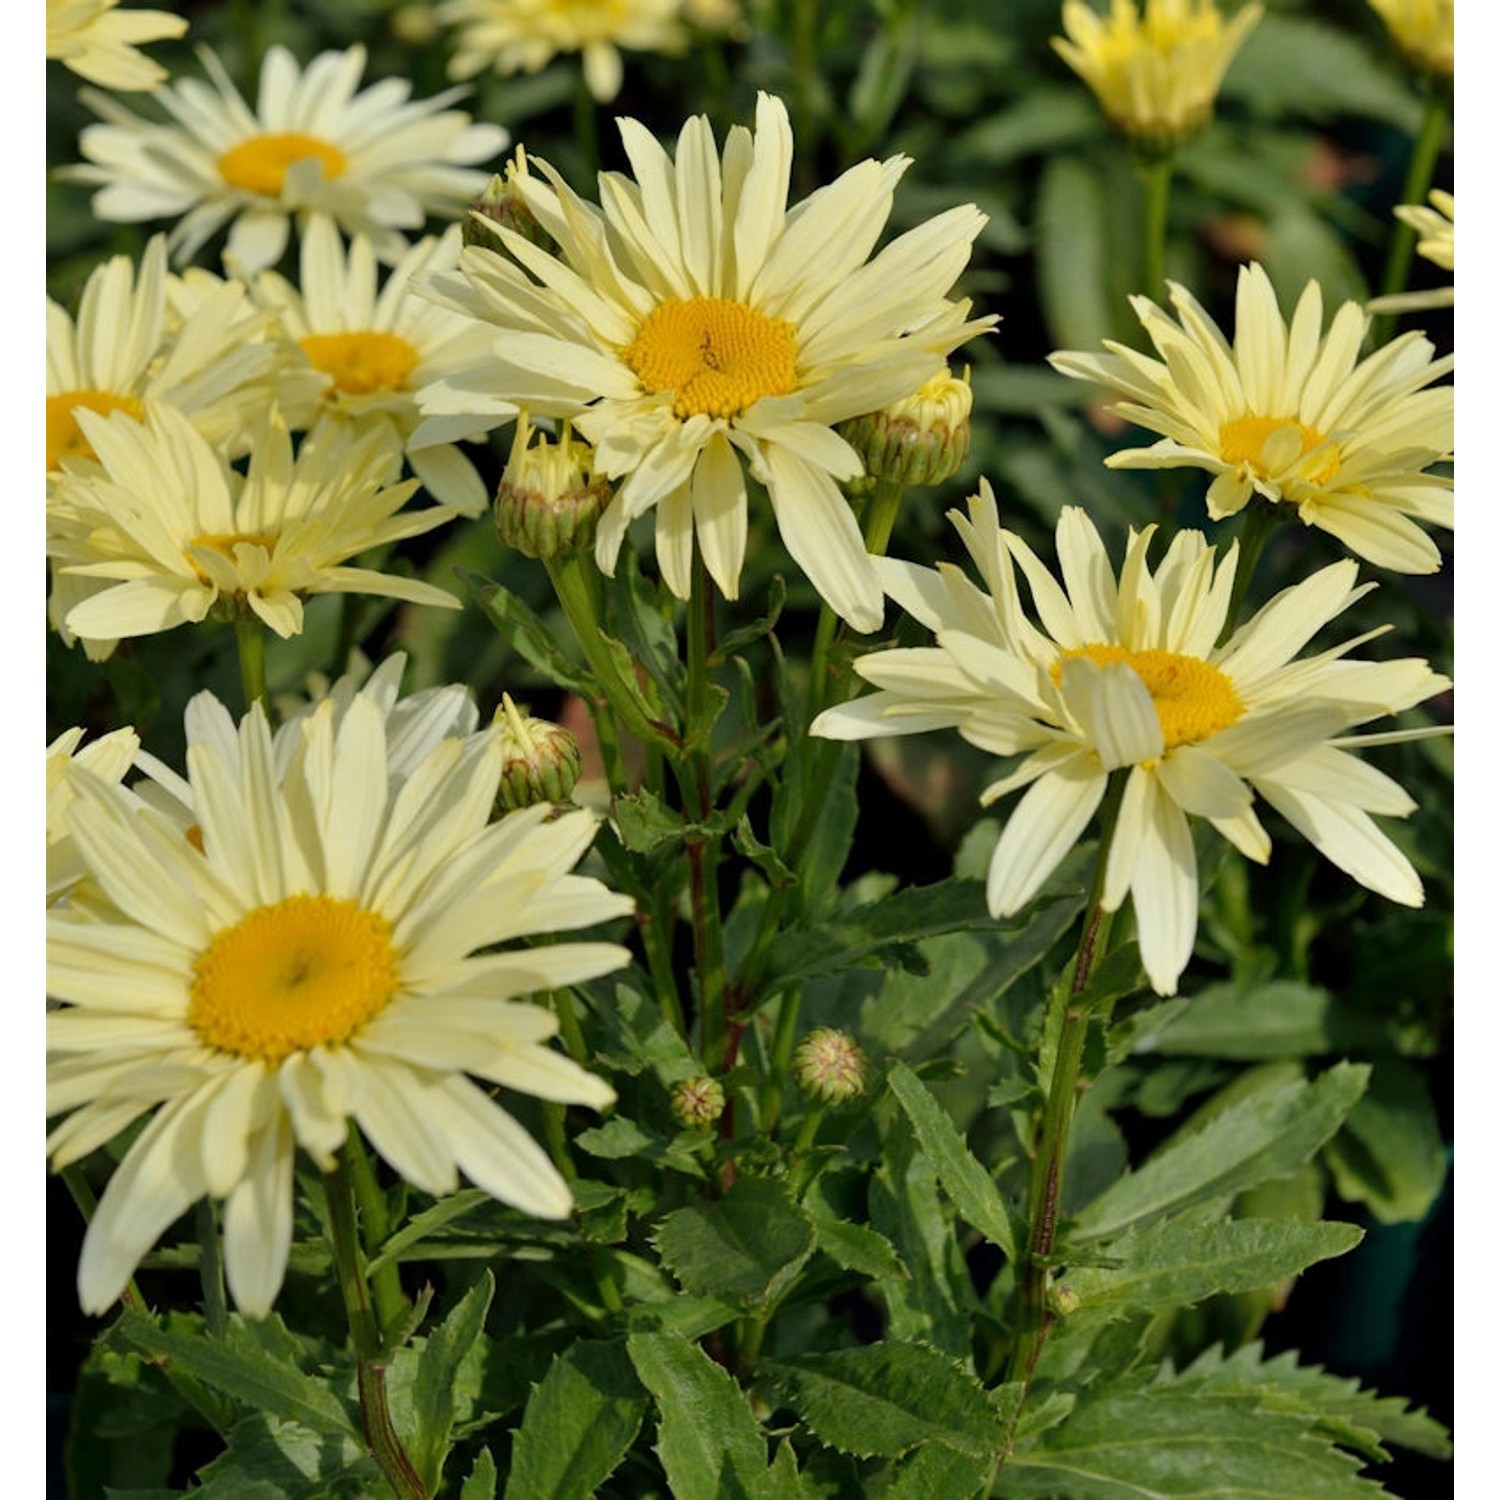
xmin=1136 ymin=153 xmax=1174 ymax=302
xmin=194 ymin=1199 xmax=228 ymax=1338
xmin=325 ymin=1145 xmax=428 ymax=1500
xmin=1217 ymin=496 xmax=1280 ymax=645
xmin=552 ymin=985 xmax=589 ymax=1064
xmin=573 ymin=70 xmax=600 ymax=186
xmin=347 ymin=1132 xmax=405 ymax=1339
xmin=234 ymin=611 xmax=267 ymax=714
xmin=760 ymin=990 xmax=804 ymax=1138
xmin=1370 ymin=91 xmax=1450 ymax=347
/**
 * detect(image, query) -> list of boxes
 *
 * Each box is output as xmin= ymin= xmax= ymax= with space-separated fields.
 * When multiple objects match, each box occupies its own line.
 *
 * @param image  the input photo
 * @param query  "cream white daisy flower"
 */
xmin=1048 ymin=262 xmax=1454 ymax=573
xmin=47 ymin=726 xmax=140 ymax=907
xmin=66 ymin=43 xmax=508 ymax=274
xmin=47 ymin=234 xmax=288 ymax=482
xmin=813 ymin=485 xmax=1449 ymax=995
xmin=46 ymin=0 xmax=186 ymax=91
xmin=47 ymin=683 xmax=632 ymax=1316
xmin=1368 ymin=190 xmax=1455 ymax=316
xmin=253 ymin=215 xmax=496 ymax=514
xmin=46 ymin=404 xmax=460 ymax=648
xmin=437 ymin=0 xmax=689 ymax=103
xmin=415 ymin=93 xmax=993 ymax=630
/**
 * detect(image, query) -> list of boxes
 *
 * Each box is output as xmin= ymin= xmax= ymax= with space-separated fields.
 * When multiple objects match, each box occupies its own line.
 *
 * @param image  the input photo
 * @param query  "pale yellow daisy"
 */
xmin=252 ymin=215 xmax=496 ymax=514
xmin=436 ymin=0 xmax=689 ymax=103
xmin=415 ymin=93 xmax=993 ymax=630
xmin=1053 ymin=0 xmax=1263 ymax=146
xmin=66 ymin=43 xmax=508 ymax=274
xmin=47 ymin=682 xmax=632 ymax=1315
xmin=46 ymin=404 xmax=459 ymax=648
xmin=1048 ymin=263 xmax=1454 ymax=573
xmin=1366 ymin=0 xmax=1453 ymax=76
xmin=47 ymin=726 xmax=140 ymax=907
xmin=1368 ymin=191 xmax=1455 ymax=316
xmin=46 ymin=0 xmax=186 ymax=91
xmin=813 ymin=486 xmax=1448 ymax=996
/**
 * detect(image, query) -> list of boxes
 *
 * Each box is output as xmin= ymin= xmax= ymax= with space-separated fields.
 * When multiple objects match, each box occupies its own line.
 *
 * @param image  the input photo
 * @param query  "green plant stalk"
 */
xmin=759 ymin=989 xmax=805 ymax=1138
xmin=1136 ymin=152 xmax=1174 ymax=301
xmin=234 ymin=610 xmax=267 ymax=714
xmin=640 ymin=887 xmax=689 ymax=1039
xmin=1370 ymin=91 xmax=1450 ymax=347
xmin=347 ymin=1131 xmax=405 ymax=1339
xmin=194 ymin=1198 xmax=228 ymax=1338
xmin=1000 ymin=776 xmax=1125 ymax=1427
xmin=325 ymin=1144 xmax=427 ymax=1500
xmin=573 ymin=70 xmax=600 ymax=186
xmin=1217 ymin=495 xmax=1280 ymax=645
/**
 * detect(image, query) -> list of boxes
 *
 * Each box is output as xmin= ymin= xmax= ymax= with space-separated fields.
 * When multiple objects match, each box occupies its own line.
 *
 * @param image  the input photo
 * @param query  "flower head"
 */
xmin=493 ymin=694 xmax=584 ymax=810
xmin=47 ymin=726 xmax=140 ymax=906
xmin=495 ymin=415 xmax=611 ymax=558
xmin=47 ymin=679 xmax=633 ymax=1316
xmin=416 ymin=95 xmax=993 ymax=630
xmin=252 ymin=215 xmax=496 ymax=513
xmin=46 ymin=0 xmax=186 ymax=91
xmin=1049 ymin=263 xmax=1454 ymax=573
xmin=793 ymin=1029 xmax=868 ymax=1104
xmin=47 ymin=404 xmax=460 ymax=649
xmin=839 ymin=367 xmax=974 ymax=493
xmin=1366 ymin=0 xmax=1453 ymax=77
xmin=1369 ymin=190 xmax=1455 ymax=318
xmin=1053 ymin=0 xmax=1263 ymax=150
xmin=66 ymin=43 xmax=507 ymax=274
xmin=436 ymin=0 xmax=689 ymax=103
xmin=813 ymin=486 xmax=1449 ymax=996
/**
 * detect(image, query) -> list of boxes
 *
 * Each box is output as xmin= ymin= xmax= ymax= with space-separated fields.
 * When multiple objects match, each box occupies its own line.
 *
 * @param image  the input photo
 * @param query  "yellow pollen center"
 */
xmin=623 ymin=297 xmax=798 ymax=419
xmin=46 ymin=391 xmax=144 ymax=473
xmin=184 ymin=531 xmax=279 ymax=584
xmin=1055 ymin=644 xmax=1245 ymax=750
xmin=300 ymin=331 xmax=421 ymax=396
xmin=218 ymin=132 xmax=348 ymax=197
xmin=188 ymin=894 xmax=399 ymax=1064
xmin=1219 ymin=414 xmax=1340 ymax=486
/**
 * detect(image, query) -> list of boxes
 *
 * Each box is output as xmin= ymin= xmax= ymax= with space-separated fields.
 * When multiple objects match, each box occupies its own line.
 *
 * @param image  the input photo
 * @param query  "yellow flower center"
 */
xmin=300 ymin=331 xmax=421 ymax=396
xmin=188 ymin=894 xmax=399 ymax=1064
xmin=184 ymin=530 xmax=279 ymax=584
xmin=1219 ymin=414 xmax=1340 ymax=486
xmin=218 ymin=132 xmax=348 ymax=197
xmin=46 ymin=391 xmax=144 ymax=473
xmin=623 ymin=296 xmax=798 ymax=419
xmin=1056 ymin=644 xmax=1245 ymax=750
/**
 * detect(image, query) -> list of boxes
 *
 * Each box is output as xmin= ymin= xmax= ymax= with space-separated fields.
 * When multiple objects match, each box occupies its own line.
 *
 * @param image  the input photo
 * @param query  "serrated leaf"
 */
xmin=887 ymin=1060 xmax=1020 ymax=1260
xmin=1152 ymin=979 xmax=1336 ymax=1058
xmin=191 ymin=1413 xmax=376 ymax=1498
xmin=111 ymin=1310 xmax=356 ymax=1439
xmin=626 ymin=1332 xmax=776 ymax=1500
xmin=810 ymin=1214 xmax=905 ymax=1282
xmin=461 ymin=1448 xmax=498 ymax=1500
xmin=613 ymin=790 xmax=693 ymax=854
xmin=586 ymin=980 xmax=702 ymax=1085
xmin=1058 ymin=1217 xmax=1363 ymax=1328
xmin=574 ymin=1114 xmax=706 ymax=1179
xmin=653 ymin=1176 xmax=816 ymax=1306
xmin=504 ymin=1341 xmax=648 ymax=1500
xmin=761 ymin=1342 xmax=1002 ymax=1460
xmin=1074 ymin=1062 xmax=1368 ymax=1242
xmin=882 ymin=1441 xmax=993 ymax=1499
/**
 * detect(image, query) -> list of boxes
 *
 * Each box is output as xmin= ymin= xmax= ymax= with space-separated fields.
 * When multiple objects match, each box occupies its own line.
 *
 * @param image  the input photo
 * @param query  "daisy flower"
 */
xmin=46 ymin=0 xmax=186 ymax=91
xmin=47 ymin=726 xmax=140 ymax=907
xmin=47 ymin=682 xmax=632 ymax=1315
xmin=66 ymin=43 xmax=508 ymax=274
xmin=1366 ymin=0 xmax=1453 ymax=76
xmin=47 ymin=234 xmax=288 ymax=483
xmin=253 ymin=215 xmax=496 ymax=514
xmin=1052 ymin=0 xmax=1263 ymax=148
xmin=1048 ymin=262 xmax=1454 ymax=573
xmin=416 ymin=93 xmax=993 ymax=631
xmin=436 ymin=0 xmax=689 ymax=103
xmin=1369 ymin=191 xmax=1455 ymax=316
xmin=46 ymin=404 xmax=459 ymax=649
xmin=813 ymin=486 xmax=1449 ymax=995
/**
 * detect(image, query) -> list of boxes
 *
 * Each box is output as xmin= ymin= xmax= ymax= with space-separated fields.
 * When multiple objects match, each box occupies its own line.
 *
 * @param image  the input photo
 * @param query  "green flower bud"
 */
xmin=838 ymin=368 xmax=973 ymax=494
xmin=793 ymin=1029 xmax=868 ymax=1105
xmin=463 ymin=148 xmax=556 ymax=254
xmin=1047 ymin=1283 xmax=1081 ymax=1319
xmin=494 ymin=416 xmax=612 ymax=560
xmin=493 ymin=694 xmax=583 ymax=811
xmin=671 ymin=1074 xmax=726 ymax=1128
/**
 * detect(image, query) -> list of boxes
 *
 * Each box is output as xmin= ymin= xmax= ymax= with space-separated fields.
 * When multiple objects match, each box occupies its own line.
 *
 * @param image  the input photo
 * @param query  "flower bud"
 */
xmin=671 ymin=1074 xmax=726 ymax=1128
xmin=494 ymin=694 xmax=583 ymax=811
xmin=463 ymin=149 xmax=556 ymax=255
xmin=793 ymin=1029 xmax=868 ymax=1105
xmin=838 ymin=368 xmax=973 ymax=494
xmin=1047 ymin=1284 xmax=1081 ymax=1319
xmin=494 ymin=416 xmax=612 ymax=560
xmin=390 ymin=5 xmax=439 ymax=46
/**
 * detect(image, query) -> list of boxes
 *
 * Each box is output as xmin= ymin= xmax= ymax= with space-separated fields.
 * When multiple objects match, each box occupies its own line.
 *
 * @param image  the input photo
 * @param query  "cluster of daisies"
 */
xmin=47 ymin=0 xmax=1451 ymax=1319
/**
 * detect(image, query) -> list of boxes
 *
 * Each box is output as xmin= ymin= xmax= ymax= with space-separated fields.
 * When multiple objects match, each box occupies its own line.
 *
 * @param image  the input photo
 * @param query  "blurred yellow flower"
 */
xmin=1366 ymin=0 xmax=1453 ymax=76
xmin=1368 ymin=190 xmax=1455 ymax=316
xmin=1053 ymin=0 xmax=1263 ymax=149
xmin=46 ymin=0 xmax=185 ymax=91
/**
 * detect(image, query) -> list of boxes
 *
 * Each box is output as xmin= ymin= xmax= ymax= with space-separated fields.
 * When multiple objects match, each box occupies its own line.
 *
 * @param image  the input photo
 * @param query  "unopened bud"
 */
xmin=671 ymin=1074 xmax=726 ymax=1128
xmin=493 ymin=694 xmax=583 ymax=811
xmin=838 ymin=368 xmax=973 ymax=494
xmin=1047 ymin=1283 xmax=1081 ymax=1319
xmin=793 ymin=1029 xmax=868 ymax=1105
xmin=495 ymin=416 xmax=611 ymax=559
xmin=463 ymin=149 xmax=556 ymax=255
xmin=390 ymin=5 xmax=439 ymax=46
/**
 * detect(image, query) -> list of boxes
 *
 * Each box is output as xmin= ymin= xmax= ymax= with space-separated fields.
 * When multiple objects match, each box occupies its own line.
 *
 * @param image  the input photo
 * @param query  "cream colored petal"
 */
xmin=986 ymin=758 xmax=1106 ymax=916
xmin=655 ymin=481 xmax=695 ymax=601
xmin=1155 ymin=744 xmax=1254 ymax=820
xmin=350 ymin=1058 xmax=460 ymax=1197
xmin=691 ymin=431 xmax=748 ymax=600
xmin=1059 ymin=658 xmax=1163 ymax=770
xmin=222 ymin=1112 xmax=296 ymax=1318
xmin=1128 ymin=777 xmax=1198 ymax=997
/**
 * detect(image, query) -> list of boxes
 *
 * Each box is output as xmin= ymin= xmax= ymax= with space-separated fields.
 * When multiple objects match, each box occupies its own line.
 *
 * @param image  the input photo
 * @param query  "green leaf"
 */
xmin=711 ymin=575 xmax=786 ymax=666
xmin=586 ymin=980 xmax=702 ymax=1086
xmin=1073 ymin=1063 xmax=1369 ymax=1242
xmin=574 ymin=1114 xmax=707 ymax=1179
xmin=461 ymin=1449 xmax=498 ymax=1500
xmin=881 ymin=1441 xmax=993 ymax=1499
xmin=613 ymin=790 xmax=693 ymax=854
xmin=887 ymin=1060 xmax=1020 ymax=1260
xmin=191 ymin=1413 xmax=377 ymax=1498
xmin=111 ymin=1309 xmax=356 ymax=1439
xmin=1005 ymin=1387 xmax=1383 ymax=1497
xmin=626 ymin=1332 xmax=776 ymax=1500
xmin=1057 ymin=1217 xmax=1363 ymax=1328
xmin=653 ymin=1175 xmax=816 ymax=1307
xmin=1152 ymin=979 xmax=1336 ymax=1059
xmin=954 ymin=88 xmax=1101 ymax=167
xmin=366 ymin=1189 xmax=490 ymax=1277
xmin=761 ymin=1342 xmax=1003 ymax=1460
xmin=389 ymin=1272 xmax=493 ymax=1493
xmin=810 ymin=1214 xmax=906 ymax=1282
xmin=457 ymin=570 xmax=590 ymax=695
xmin=1035 ymin=155 xmax=1119 ymax=354
xmin=503 ymin=1341 xmax=648 ymax=1500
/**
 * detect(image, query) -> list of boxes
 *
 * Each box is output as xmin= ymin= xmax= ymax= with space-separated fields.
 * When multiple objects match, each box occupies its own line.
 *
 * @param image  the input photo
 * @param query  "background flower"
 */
xmin=46 ymin=0 xmax=187 ymax=91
